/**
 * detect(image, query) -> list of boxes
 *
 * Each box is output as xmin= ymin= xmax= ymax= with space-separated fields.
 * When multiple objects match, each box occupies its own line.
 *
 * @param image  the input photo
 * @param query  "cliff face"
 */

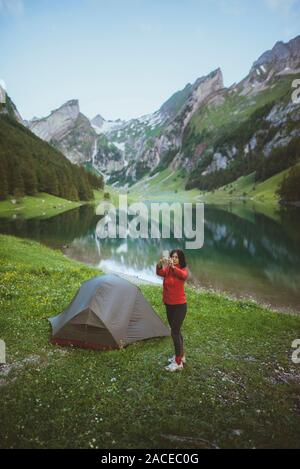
xmin=0 ymin=86 xmax=23 ymax=124
xmin=235 ymin=35 xmax=300 ymax=98
xmin=25 ymin=34 xmax=300 ymax=189
xmin=27 ymin=100 xmax=123 ymax=171
xmin=252 ymin=35 xmax=300 ymax=72
xmin=27 ymin=100 xmax=93 ymax=164
xmin=94 ymin=31 xmax=300 ymax=189
xmin=29 ymin=100 xmax=81 ymax=143
xmin=106 ymin=35 xmax=300 ymax=189
xmin=105 ymin=68 xmax=225 ymax=185
xmin=183 ymin=35 xmax=300 ymax=191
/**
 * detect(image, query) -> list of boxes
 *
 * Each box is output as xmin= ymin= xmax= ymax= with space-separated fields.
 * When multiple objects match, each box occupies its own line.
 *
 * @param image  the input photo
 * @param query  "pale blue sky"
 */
xmin=1 ymin=0 xmax=300 ymax=121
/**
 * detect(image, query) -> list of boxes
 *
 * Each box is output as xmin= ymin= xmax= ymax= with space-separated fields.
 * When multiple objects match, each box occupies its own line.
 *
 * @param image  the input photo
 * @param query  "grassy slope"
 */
xmin=188 ymin=76 xmax=293 ymax=147
xmin=0 ymin=163 xmax=287 ymax=221
xmin=0 ymin=192 xmax=84 ymax=219
xmin=1 ymin=234 xmax=300 ymax=449
xmin=181 ymin=75 xmax=296 ymax=198
xmin=199 ymin=163 xmax=300 ymax=206
xmin=0 ymin=187 xmax=112 ymax=220
xmin=126 ymin=163 xmax=291 ymax=209
xmin=129 ymin=168 xmax=200 ymax=202
xmin=0 ymin=184 xmax=128 ymax=220
xmin=93 ymin=186 xmax=125 ymax=206
xmin=0 ymin=160 xmax=290 ymax=222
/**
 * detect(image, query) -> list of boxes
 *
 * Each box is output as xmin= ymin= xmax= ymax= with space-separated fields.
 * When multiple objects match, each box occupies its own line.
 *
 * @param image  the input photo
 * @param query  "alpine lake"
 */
xmin=0 ymin=198 xmax=300 ymax=314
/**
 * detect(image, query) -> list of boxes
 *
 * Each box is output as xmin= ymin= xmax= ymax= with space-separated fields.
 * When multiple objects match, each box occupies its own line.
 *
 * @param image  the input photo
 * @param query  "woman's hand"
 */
xmin=158 ymin=257 xmax=174 ymax=268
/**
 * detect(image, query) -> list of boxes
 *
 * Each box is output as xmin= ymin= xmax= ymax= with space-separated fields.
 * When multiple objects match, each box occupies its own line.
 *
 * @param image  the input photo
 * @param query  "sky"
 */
xmin=1 ymin=0 xmax=300 ymax=121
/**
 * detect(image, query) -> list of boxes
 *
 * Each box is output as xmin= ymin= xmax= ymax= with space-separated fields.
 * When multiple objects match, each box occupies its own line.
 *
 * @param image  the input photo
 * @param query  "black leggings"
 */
xmin=165 ymin=303 xmax=187 ymax=357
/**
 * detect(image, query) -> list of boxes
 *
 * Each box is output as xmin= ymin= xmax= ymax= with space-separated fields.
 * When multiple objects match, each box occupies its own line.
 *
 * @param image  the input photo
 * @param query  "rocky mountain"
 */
xmin=91 ymin=114 xmax=105 ymax=129
xmin=252 ymin=36 xmax=300 ymax=73
xmin=91 ymin=114 xmax=126 ymax=135
xmin=233 ymin=35 xmax=300 ymax=98
xmin=0 ymin=86 xmax=23 ymax=124
xmin=26 ymin=34 xmax=300 ymax=191
xmin=27 ymin=100 xmax=124 ymax=176
xmin=105 ymin=35 xmax=300 ymax=189
xmin=0 ymin=93 xmax=103 ymax=202
xmin=184 ymin=35 xmax=300 ymax=191
xmin=98 ymin=68 xmax=224 ymax=185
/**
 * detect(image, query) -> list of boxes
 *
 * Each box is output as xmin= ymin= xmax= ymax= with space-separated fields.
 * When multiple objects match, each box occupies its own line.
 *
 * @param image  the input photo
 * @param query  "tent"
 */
xmin=48 ymin=274 xmax=170 ymax=350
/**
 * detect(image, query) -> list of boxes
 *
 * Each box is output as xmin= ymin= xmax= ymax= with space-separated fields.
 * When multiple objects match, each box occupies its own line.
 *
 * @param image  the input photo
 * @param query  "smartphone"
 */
xmin=162 ymin=250 xmax=169 ymax=260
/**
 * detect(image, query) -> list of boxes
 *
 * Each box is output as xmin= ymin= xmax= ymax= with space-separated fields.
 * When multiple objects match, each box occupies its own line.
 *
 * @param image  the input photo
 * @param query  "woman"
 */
xmin=156 ymin=249 xmax=188 ymax=372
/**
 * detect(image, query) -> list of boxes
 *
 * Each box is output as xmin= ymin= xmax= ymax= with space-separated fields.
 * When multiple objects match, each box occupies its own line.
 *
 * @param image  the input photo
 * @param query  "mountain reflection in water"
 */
xmin=0 ymin=202 xmax=300 ymax=313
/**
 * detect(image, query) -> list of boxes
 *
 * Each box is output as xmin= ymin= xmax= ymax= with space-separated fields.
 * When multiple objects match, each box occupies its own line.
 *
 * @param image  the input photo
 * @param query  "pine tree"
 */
xmin=58 ymin=172 xmax=69 ymax=199
xmin=0 ymin=161 xmax=8 ymax=200
xmin=69 ymin=184 xmax=79 ymax=201
xmin=44 ymin=167 xmax=59 ymax=196
xmin=13 ymin=187 xmax=24 ymax=201
xmin=76 ymin=167 xmax=93 ymax=201
xmin=278 ymin=166 xmax=300 ymax=202
xmin=12 ymin=164 xmax=25 ymax=197
xmin=23 ymin=166 xmax=38 ymax=195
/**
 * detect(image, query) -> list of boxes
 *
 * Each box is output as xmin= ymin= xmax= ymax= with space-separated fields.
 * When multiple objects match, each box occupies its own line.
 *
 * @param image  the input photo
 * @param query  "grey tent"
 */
xmin=48 ymin=274 xmax=170 ymax=350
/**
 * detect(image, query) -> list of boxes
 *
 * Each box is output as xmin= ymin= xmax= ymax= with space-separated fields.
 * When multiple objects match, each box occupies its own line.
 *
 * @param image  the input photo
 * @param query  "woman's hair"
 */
xmin=170 ymin=249 xmax=187 ymax=268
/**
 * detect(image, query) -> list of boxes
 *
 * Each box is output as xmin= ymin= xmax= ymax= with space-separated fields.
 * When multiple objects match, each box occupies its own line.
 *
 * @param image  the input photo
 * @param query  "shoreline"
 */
xmin=92 ymin=260 xmax=299 ymax=317
xmin=99 ymin=264 xmax=160 ymax=286
xmin=101 ymin=263 xmax=299 ymax=316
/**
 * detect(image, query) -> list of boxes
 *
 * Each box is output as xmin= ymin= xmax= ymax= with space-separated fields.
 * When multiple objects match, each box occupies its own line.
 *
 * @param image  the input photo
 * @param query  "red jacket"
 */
xmin=156 ymin=264 xmax=188 ymax=305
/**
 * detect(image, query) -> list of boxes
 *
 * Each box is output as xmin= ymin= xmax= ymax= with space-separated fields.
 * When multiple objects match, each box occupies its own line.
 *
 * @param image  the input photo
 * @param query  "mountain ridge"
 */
xmin=25 ymin=34 xmax=300 ymax=191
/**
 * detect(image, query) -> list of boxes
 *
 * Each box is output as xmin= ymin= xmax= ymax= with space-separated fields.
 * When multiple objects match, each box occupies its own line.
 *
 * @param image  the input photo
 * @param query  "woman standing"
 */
xmin=156 ymin=249 xmax=188 ymax=372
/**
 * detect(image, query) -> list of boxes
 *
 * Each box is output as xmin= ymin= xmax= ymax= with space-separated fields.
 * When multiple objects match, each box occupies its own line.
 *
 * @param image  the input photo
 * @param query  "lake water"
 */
xmin=1 ymin=202 xmax=300 ymax=314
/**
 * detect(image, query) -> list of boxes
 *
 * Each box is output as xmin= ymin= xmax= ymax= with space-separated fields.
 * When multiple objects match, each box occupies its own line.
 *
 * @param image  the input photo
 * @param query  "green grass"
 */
xmin=199 ymin=163 xmax=300 ymax=207
xmin=1 ymin=234 xmax=300 ymax=448
xmin=188 ymin=76 xmax=293 ymax=145
xmin=126 ymin=163 xmax=293 ymax=208
xmin=252 ymin=169 xmax=293 ymax=203
xmin=1 ymin=159 xmax=291 ymax=224
xmin=0 ymin=192 xmax=84 ymax=219
xmin=0 ymin=188 xmax=119 ymax=220
xmin=92 ymin=185 xmax=131 ymax=206
xmin=128 ymin=169 xmax=201 ymax=202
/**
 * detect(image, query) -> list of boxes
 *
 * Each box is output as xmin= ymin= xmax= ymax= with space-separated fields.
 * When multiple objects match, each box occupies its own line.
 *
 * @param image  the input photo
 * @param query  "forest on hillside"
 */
xmin=0 ymin=115 xmax=104 ymax=201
